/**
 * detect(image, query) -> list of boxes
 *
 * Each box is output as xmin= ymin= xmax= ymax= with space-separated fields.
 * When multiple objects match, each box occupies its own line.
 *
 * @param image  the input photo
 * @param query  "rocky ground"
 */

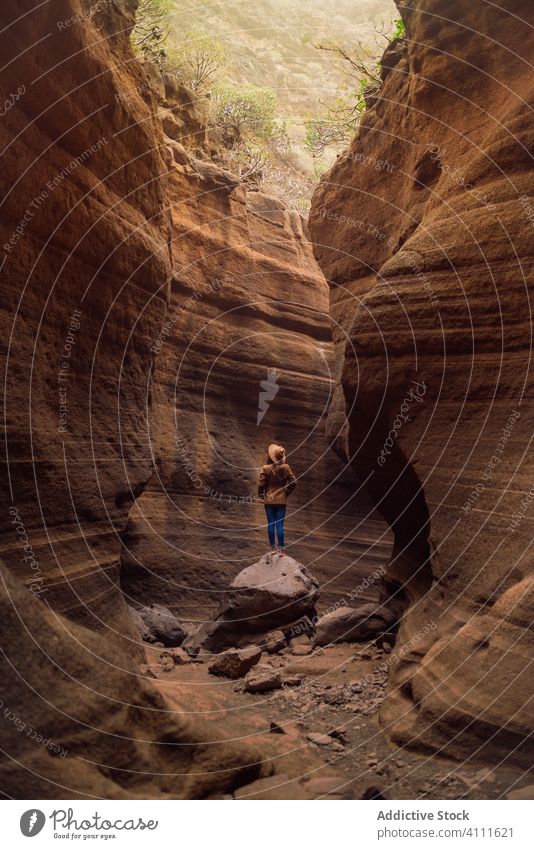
xmin=142 ymin=638 xmax=528 ymax=800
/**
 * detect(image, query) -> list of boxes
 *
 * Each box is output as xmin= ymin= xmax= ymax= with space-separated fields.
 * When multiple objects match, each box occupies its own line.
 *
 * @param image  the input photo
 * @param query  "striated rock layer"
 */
xmin=309 ymin=0 xmax=534 ymax=764
xmin=120 ymin=75 xmax=391 ymax=619
xmin=0 ymin=0 xmax=266 ymax=798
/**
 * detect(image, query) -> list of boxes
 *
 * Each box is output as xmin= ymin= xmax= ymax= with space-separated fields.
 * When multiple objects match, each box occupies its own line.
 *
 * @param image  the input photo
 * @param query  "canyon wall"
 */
xmin=120 ymin=98 xmax=390 ymax=619
xmin=0 ymin=0 xmax=267 ymax=798
xmin=0 ymin=0 xmax=389 ymax=798
xmin=309 ymin=0 xmax=534 ymax=764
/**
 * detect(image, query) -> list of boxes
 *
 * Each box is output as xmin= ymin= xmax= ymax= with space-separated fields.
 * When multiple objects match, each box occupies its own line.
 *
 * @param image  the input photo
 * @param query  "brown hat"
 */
xmin=268 ymin=443 xmax=286 ymax=464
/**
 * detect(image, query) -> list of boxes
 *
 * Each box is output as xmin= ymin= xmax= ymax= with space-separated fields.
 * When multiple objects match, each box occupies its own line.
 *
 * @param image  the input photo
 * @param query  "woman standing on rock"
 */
xmin=257 ymin=443 xmax=297 ymax=557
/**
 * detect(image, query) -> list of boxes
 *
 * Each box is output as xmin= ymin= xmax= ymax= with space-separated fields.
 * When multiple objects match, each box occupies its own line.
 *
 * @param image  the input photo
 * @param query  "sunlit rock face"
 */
xmin=309 ymin=0 xmax=534 ymax=764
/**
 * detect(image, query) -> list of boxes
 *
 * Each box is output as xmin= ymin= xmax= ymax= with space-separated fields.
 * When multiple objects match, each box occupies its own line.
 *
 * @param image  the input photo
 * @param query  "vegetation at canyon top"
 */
xmin=131 ymin=0 xmax=400 ymax=211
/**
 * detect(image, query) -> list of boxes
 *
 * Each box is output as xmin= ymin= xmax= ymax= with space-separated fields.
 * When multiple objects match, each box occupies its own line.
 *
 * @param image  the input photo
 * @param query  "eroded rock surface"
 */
xmin=119 ymin=72 xmax=391 ymax=617
xmin=0 ymin=0 xmax=264 ymax=798
xmin=309 ymin=0 xmax=534 ymax=764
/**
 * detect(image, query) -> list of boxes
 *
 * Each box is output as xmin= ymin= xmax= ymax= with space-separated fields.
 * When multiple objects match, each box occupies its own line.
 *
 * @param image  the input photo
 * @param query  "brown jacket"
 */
xmin=257 ymin=463 xmax=297 ymax=505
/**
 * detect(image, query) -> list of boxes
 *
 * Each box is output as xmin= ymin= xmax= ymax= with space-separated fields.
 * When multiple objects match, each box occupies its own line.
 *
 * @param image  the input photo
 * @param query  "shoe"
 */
xmin=278 ymin=549 xmax=285 ymax=557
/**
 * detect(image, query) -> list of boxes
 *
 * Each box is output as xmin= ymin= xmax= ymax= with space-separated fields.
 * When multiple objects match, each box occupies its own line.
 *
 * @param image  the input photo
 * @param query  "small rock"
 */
xmin=160 ymin=648 xmax=191 ymax=665
xmin=160 ymin=656 xmax=174 ymax=672
xmin=262 ymin=630 xmax=288 ymax=654
xmin=290 ymin=634 xmax=311 ymax=648
xmin=383 ymin=643 xmax=392 ymax=654
xmin=139 ymin=664 xmax=157 ymax=679
xmin=330 ymin=727 xmax=350 ymax=744
xmin=307 ymin=732 xmax=332 ymax=747
xmin=269 ymin=719 xmax=287 ymax=734
xmin=283 ymin=676 xmax=302 ymax=687
xmin=245 ymin=671 xmax=282 ymax=693
xmin=291 ymin=645 xmax=313 ymax=656
xmin=208 ymin=646 xmax=262 ymax=680
xmin=170 ymin=648 xmax=192 ymax=665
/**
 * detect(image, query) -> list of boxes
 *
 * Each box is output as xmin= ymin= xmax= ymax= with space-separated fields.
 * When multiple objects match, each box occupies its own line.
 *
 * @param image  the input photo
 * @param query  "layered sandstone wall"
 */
xmin=120 ymin=77 xmax=391 ymax=618
xmin=309 ymin=0 xmax=534 ymax=764
xmin=0 ymin=0 xmax=267 ymax=798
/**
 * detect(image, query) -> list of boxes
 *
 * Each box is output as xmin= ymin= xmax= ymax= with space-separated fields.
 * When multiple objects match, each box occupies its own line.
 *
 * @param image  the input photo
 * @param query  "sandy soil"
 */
xmin=145 ymin=641 xmax=528 ymax=800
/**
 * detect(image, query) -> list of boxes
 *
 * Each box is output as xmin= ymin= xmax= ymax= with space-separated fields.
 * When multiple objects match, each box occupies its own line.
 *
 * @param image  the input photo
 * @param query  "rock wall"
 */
xmin=0 ymin=0 xmax=266 ymax=798
xmin=309 ymin=0 xmax=534 ymax=764
xmin=120 ymin=79 xmax=391 ymax=619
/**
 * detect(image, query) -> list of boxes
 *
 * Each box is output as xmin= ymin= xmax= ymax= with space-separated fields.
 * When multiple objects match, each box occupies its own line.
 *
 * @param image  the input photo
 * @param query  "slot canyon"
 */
xmin=0 ymin=0 xmax=532 ymax=801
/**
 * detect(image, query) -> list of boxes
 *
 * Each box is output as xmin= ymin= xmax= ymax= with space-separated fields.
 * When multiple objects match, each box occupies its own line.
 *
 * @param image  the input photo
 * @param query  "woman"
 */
xmin=257 ymin=443 xmax=296 ymax=556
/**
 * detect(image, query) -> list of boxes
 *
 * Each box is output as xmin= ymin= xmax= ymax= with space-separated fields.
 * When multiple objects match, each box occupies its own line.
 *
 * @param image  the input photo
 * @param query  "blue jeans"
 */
xmin=265 ymin=504 xmax=286 ymax=548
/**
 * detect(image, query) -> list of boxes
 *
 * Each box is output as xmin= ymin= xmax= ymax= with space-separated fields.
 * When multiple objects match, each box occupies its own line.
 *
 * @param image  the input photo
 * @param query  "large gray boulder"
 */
xmin=183 ymin=553 xmax=320 ymax=654
xmin=313 ymin=604 xmax=396 ymax=647
xmin=132 ymin=603 xmax=186 ymax=647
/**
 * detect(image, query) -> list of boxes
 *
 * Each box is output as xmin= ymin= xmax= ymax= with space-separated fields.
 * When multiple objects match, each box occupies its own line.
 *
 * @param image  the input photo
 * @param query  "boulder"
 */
xmin=208 ymin=646 xmax=262 ymax=680
xmin=183 ymin=554 xmax=319 ymax=653
xmin=136 ymin=604 xmax=186 ymax=647
xmin=314 ymin=604 xmax=396 ymax=647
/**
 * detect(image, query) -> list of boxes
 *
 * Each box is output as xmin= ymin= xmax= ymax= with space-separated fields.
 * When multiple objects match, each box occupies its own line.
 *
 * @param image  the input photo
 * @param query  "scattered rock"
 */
xmin=162 ymin=647 xmax=192 ymax=665
xmin=314 ymin=604 xmax=396 ymax=647
xmin=291 ymin=645 xmax=313 ymax=656
xmin=208 ymin=646 xmax=262 ymax=680
xmin=245 ymin=671 xmax=282 ymax=693
xmin=283 ymin=676 xmax=302 ymax=687
xmin=261 ymin=630 xmax=287 ymax=654
xmin=160 ymin=656 xmax=174 ymax=673
xmin=290 ymin=634 xmax=311 ymax=648
xmin=135 ymin=604 xmax=186 ymax=647
xmin=330 ymin=727 xmax=350 ymax=744
xmin=356 ymin=648 xmax=373 ymax=660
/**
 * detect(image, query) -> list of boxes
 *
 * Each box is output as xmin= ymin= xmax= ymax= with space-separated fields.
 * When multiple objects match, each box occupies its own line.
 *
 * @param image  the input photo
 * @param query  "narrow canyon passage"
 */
xmin=0 ymin=0 xmax=533 ymax=804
